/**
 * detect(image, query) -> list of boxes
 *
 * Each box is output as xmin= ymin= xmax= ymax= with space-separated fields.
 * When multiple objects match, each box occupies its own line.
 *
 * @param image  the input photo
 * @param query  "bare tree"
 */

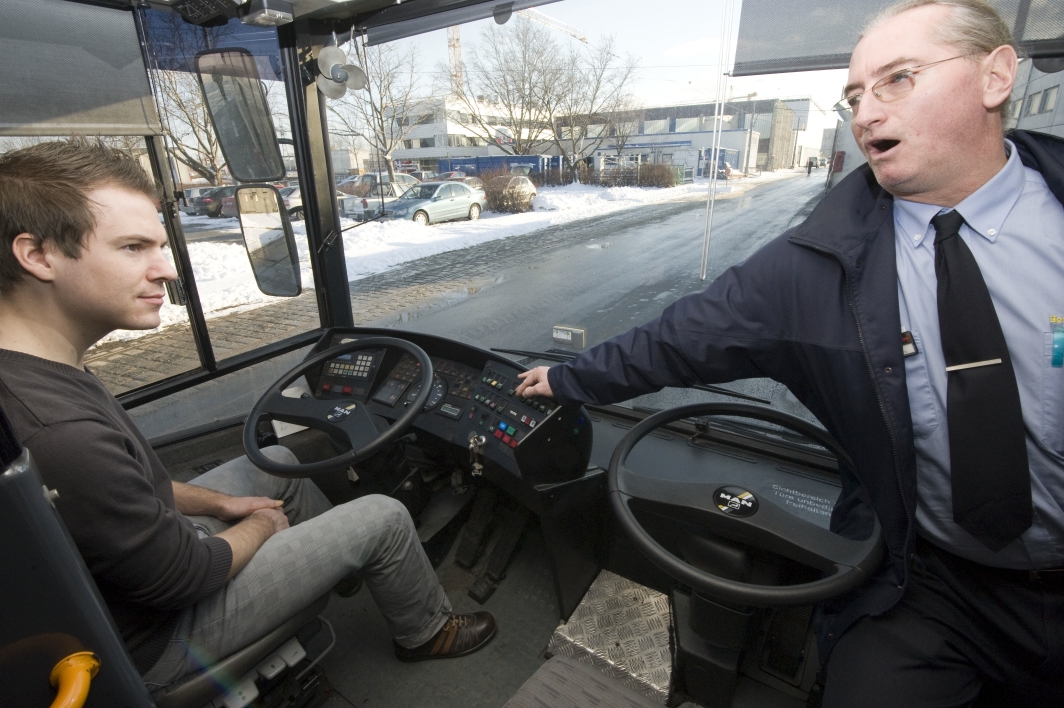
xmin=142 ymin=13 xmax=234 ymax=186
xmin=544 ymin=37 xmax=638 ymax=174
xmin=327 ymin=41 xmax=422 ymax=182
xmin=610 ymin=99 xmax=644 ymax=159
xmin=439 ymin=18 xmax=561 ymax=155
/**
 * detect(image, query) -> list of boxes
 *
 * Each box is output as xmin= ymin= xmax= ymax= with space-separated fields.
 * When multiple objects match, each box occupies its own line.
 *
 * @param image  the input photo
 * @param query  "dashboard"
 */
xmin=303 ymin=329 xmax=593 ymax=486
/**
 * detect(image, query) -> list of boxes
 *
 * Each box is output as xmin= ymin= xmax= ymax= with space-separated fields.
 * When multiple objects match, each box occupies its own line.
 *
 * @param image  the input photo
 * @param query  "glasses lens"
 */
xmin=874 ymin=70 xmax=916 ymax=102
xmin=833 ymin=99 xmax=854 ymax=122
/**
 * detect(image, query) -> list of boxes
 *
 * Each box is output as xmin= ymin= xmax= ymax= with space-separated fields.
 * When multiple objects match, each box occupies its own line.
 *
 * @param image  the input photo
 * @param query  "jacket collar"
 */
xmin=789 ymin=129 xmax=1064 ymax=256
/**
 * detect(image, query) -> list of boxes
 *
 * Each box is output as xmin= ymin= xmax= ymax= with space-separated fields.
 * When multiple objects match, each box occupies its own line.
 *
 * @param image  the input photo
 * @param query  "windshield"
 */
xmin=55 ymin=0 xmax=1061 ymax=440
xmin=316 ymin=0 xmax=858 ymax=428
xmin=400 ymin=185 xmax=440 ymax=200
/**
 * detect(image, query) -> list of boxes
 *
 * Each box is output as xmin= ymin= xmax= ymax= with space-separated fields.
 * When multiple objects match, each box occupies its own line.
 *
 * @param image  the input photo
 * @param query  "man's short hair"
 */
xmin=0 ymin=137 xmax=159 ymax=294
xmin=862 ymin=0 xmax=1018 ymax=116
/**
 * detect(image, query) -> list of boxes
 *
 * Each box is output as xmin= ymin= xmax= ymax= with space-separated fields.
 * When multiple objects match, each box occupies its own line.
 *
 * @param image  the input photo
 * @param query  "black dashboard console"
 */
xmin=303 ymin=328 xmax=592 ymax=487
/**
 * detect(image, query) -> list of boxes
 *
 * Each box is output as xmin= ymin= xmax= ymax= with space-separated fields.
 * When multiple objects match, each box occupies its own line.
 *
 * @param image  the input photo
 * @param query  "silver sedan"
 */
xmin=382 ymin=181 xmax=487 ymax=225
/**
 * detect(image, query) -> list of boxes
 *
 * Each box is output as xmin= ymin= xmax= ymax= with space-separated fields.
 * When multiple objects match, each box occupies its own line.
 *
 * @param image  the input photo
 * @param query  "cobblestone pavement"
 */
xmin=86 ymin=196 xmax=709 ymax=394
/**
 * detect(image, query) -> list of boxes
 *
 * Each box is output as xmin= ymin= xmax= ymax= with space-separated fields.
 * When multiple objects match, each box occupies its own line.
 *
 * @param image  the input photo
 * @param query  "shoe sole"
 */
xmin=394 ymin=624 xmax=498 ymax=663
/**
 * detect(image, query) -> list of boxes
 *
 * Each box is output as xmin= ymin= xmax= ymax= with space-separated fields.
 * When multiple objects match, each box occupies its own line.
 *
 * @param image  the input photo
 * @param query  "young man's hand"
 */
xmin=217 ymin=496 xmax=284 ymax=522
xmin=172 ymin=480 xmax=283 ymax=521
xmin=248 ymin=506 xmax=290 ymax=533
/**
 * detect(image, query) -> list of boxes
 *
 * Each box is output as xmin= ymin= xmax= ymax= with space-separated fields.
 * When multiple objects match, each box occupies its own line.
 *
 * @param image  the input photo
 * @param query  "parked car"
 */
xmin=458 ymin=176 xmax=485 ymax=190
xmin=282 ymin=185 xmax=358 ymax=220
xmin=187 ymin=185 xmax=235 ymax=217
xmin=486 ymin=175 xmax=536 ymax=212
xmin=348 ymin=181 xmax=408 ymax=221
xmin=180 ymin=187 xmax=214 ymax=214
xmin=220 ymin=191 xmax=238 ymax=218
xmin=717 ymin=162 xmax=733 ymax=180
xmin=436 ymin=171 xmax=466 ymax=181
xmin=338 ymin=172 xmax=419 ymax=197
xmin=410 ymin=170 xmax=437 ymax=182
xmin=381 ymin=181 xmax=486 ymax=225
xmin=818 ymin=157 xmax=827 ymax=167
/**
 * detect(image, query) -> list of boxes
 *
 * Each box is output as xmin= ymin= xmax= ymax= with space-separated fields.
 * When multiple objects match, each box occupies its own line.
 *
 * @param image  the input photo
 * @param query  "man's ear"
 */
xmin=982 ymin=45 xmax=1018 ymax=112
xmin=10 ymin=233 xmax=58 ymax=284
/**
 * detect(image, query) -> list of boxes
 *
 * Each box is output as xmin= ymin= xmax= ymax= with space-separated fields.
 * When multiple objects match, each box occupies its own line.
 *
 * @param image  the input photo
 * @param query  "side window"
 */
xmin=438 ymin=184 xmax=454 ymax=198
xmin=454 ymin=184 xmax=470 ymax=196
xmin=1027 ymin=91 xmax=1042 ymax=115
xmin=1042 ymin=86 xmax=1059 ymax=114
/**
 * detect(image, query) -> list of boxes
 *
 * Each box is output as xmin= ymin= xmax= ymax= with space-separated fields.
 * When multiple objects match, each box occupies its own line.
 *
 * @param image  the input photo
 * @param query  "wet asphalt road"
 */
xmin=392 ymin=172 xmax=829 ymax=415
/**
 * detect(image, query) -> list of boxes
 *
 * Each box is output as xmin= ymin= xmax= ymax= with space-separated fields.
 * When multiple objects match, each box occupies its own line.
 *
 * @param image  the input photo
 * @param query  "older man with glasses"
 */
xmin=516 ymin=0 xmax=1064 ymax=704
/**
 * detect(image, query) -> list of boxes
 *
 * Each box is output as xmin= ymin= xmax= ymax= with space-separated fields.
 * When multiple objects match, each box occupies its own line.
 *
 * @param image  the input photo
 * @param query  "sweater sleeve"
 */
xmin=25 ymin=420 xmax=232 ymax=611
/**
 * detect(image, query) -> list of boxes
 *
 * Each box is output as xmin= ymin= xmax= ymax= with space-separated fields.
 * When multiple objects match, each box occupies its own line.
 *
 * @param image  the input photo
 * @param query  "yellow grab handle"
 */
xmin=49 ymin=652 xmax=100 ymax=708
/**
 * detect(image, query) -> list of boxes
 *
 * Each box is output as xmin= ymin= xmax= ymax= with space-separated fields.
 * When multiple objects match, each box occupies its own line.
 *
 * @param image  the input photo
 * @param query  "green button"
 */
xmin=507 ymin=425 xmax=516 ymax=435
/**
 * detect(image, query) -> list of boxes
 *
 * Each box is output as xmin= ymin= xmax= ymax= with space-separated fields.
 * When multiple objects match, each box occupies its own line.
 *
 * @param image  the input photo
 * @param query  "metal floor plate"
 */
xmin=546 ymin=569 xmax=673 ymax=704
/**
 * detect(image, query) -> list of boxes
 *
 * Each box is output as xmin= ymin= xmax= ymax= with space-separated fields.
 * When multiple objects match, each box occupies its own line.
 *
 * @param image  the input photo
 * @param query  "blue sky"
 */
xmin=391 ymin=0 xmax=849 ymax=111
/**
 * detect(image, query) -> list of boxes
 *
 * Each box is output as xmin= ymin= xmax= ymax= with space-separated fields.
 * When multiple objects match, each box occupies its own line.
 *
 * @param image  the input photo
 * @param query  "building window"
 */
xmin=643 ymin=119 xmax=669 ymax=135
xmin=402 ymin=140 xmax=414 ymax=150
xmin=419 ymin=138 xmax=436 ymax=148
xmin=1026 ymin=92 xmax=1042 ymax=116
xmin=675 ymin=117 xmax=700 ymax=133
xmin=1010 ymin=100 xmax=1023 ymax=119
xmin=1041 ymin=86 xmax=1059 ymax=113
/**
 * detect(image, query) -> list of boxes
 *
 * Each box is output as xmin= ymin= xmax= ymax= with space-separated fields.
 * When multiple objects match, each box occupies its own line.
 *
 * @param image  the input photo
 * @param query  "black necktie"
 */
xmin=932 ymin=210 xmax=1031 ymax=551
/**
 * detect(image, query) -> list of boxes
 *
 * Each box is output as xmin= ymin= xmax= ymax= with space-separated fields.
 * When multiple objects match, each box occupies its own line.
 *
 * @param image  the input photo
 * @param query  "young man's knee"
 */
xmin=345 ymin=494 xmax=415 ymax=534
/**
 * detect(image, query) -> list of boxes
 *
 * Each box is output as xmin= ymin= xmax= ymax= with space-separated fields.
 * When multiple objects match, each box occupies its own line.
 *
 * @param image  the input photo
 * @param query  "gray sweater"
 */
xmin=0 ymin=349 xmax=232 ymax=674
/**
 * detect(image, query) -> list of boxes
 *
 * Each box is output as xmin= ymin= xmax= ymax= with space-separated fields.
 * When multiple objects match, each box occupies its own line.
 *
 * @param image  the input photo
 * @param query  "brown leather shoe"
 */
xmin=394 ymin=612 xmax=496 ymax=662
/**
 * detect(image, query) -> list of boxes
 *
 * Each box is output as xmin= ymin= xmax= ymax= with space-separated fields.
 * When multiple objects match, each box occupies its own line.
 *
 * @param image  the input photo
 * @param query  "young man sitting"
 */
xmin=0 ymin=139 xmax=496 ymax=693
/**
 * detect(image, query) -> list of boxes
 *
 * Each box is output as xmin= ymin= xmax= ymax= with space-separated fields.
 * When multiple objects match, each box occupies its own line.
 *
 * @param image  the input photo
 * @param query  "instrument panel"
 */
xmin=305 ymin=330 xmax=592 ymax=485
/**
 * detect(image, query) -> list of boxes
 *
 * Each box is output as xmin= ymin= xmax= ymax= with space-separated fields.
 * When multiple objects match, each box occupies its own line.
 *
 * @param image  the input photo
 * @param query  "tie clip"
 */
xmin=945 ymin=358 xmax=1002 ymax=372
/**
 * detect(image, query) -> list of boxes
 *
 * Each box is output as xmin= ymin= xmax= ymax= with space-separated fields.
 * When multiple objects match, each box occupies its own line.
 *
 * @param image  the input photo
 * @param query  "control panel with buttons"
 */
xmin=455 ymin=360 xmax=592 ymax=484
xmin=316 ymin=348 xmax=384 ymax=400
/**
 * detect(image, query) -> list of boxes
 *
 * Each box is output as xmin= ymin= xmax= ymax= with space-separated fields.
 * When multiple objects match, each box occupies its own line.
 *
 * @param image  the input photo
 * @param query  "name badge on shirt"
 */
xmin=902 ymin=330 xmax=919 ymax=357
xmin=1051 ymin=316 xmax=1064 ymax=368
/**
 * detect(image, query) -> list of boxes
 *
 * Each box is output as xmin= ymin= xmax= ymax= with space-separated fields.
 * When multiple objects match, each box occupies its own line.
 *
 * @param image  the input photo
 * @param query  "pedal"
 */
xmin=455 ymin=486 xmax=496 ymax=569
xmin=468 ymin=576 xmax=499 ymax=604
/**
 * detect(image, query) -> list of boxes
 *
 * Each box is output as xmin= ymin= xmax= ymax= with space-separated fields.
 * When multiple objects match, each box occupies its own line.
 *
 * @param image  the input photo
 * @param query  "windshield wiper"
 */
xmin=490 ymin=348 xmax=771 ymax=405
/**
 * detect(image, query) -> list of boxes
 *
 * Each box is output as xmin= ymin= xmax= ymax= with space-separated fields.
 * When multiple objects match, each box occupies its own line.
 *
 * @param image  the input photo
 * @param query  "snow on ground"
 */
xmin=96 ymin=169 xmax=803 ymax=345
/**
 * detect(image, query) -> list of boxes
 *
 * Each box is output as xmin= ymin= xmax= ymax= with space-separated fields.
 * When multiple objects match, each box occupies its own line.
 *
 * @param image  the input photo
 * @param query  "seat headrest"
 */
xmin=0 ymin=402 xmax=23 ymax=468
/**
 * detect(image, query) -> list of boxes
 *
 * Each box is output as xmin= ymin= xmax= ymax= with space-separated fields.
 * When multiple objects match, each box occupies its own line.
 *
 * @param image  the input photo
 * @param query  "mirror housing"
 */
xmin=235 ymin=185 xmax=302 ymax=297
xmin=196 ymin=49 xmax=286 ymax=183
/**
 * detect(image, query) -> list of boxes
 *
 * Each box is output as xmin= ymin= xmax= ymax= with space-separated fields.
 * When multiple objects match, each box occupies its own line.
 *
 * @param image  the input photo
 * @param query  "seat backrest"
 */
xmin=0 ymin=403 xmax=153 ymax=707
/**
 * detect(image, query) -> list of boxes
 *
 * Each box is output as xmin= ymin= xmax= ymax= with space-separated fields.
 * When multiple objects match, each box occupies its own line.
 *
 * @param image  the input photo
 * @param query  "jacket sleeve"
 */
xmin=25 ymin=420 xmax=232 ymax=611
xmin=548 ymin=235 xmax=796 ymax=406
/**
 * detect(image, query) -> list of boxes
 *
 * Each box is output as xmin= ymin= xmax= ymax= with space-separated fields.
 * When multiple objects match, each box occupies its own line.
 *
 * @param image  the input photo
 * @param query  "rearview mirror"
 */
xmin=196 ymin=49 xmax=285 ymax=183
xmin=235 ymin=186 xmax=301 ymax=297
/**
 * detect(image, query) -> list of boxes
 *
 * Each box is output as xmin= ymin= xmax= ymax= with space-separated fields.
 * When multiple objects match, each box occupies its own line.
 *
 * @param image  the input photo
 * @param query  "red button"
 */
xmin=343 ymin=386 xmax=352 ymax=394
xmin=494 ymin=429 xmax=504 ymax=439
xmin=322 ymin=383 xmax=331 ymax=391
xmin=509 ymin=439 xmax=518 ymax=448
xmin=502 ymin=434 xmax=512 ymax=444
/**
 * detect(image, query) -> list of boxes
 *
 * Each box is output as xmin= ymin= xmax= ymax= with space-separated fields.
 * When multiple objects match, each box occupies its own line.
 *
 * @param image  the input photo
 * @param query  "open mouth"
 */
xmin=867 ymin=138 xmax=901 ymax=156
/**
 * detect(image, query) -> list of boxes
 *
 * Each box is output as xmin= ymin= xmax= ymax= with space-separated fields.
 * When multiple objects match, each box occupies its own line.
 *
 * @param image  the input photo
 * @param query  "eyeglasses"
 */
xmin=833 ymin=55 xmax=967 ymax=121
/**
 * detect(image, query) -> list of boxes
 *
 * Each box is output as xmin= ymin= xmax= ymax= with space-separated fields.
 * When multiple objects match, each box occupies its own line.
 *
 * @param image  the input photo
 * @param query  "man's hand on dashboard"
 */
xmin=218 ymin=496 xmax=284 ymax=522
xmin=516 ymin=366 xmax=554 ymax=399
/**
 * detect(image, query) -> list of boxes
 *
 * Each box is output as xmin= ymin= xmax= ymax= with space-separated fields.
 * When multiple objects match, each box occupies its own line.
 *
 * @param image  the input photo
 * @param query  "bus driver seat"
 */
xmin=0 ymin=401 xmax=328 ymax=708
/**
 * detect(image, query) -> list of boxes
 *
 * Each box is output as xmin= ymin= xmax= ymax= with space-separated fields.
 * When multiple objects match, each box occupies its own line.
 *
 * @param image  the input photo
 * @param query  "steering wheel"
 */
xmin=244 ymin=337 xmax=433 ymax=477
xmin=608 ymin=402 xmax=884 ymax=606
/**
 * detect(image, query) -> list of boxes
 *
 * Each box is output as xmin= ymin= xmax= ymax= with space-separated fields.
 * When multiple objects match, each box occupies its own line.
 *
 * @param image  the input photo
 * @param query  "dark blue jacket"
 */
xmin=548 ymin=129 xmax=1064 ymax=659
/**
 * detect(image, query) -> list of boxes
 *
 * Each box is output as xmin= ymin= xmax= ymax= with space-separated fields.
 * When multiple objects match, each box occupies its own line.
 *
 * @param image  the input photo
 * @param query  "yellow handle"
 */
xmin=48 ymin=652 xmax=100 ymax=708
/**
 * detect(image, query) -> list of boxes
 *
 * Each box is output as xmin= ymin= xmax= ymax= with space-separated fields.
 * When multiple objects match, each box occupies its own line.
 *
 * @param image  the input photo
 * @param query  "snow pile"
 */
xmin=96 ymin=170 xmax=802 ymax=345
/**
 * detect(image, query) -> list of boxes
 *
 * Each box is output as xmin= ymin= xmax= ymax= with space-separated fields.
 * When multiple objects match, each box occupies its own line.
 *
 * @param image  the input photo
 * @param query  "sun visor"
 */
xmin=0 ymin=0 xmax=161 ymax=136
xmin=732 ymin=0 xmax=1064 ymax=77
xmin=364 ymin=0 xmax=560 ymax=46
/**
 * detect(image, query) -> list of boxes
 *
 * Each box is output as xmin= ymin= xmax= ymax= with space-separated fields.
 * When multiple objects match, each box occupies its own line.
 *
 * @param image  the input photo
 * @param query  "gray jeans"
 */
xmin=142 ymin=446 xmax=451 ymax=691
